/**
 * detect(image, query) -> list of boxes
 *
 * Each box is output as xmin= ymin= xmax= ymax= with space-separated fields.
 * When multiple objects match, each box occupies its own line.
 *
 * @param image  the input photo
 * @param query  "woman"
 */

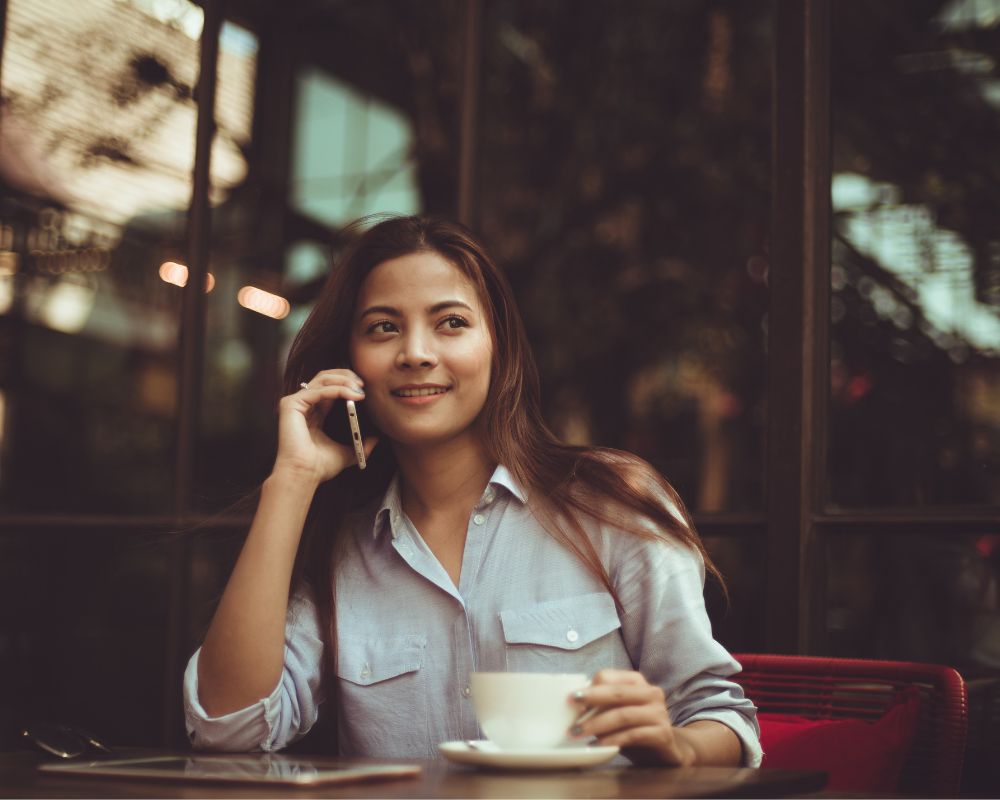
xmin=183 ymin=215 xmax=761 ymax=767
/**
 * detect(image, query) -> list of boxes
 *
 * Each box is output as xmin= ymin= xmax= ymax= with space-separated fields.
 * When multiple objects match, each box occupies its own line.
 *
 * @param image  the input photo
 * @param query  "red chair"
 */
xmin=732 ymin=653 xmax=968 ymax=796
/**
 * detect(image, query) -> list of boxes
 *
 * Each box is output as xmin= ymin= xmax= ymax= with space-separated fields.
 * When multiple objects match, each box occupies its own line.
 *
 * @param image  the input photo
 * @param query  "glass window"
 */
xmin=477 ymin=0 xmax=772 ymax=512
xmin=194 ymin=19 xmax=265 ymax=509
xmin=0 ymin=526 xmax=174 ymax=744
xmin=826 ymin=531 xmax=1000 ymax=671
xmin=703 ymin=534 xmax=766 ymax=652
xmin=291 ymin=69 xmax=421 ymax=227
xmin=194 ymin=1 xmax=462 ymax=511
xmin=287 ymin=0 xmax=462 ymax=225
xmin=0 ymin=0 xmax=213 ymax=513
xmin=829 ymin=2 xmax=1000 ymax=507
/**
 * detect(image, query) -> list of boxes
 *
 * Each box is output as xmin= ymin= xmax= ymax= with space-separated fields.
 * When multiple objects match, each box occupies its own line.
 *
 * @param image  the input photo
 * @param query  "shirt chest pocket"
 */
xmin=338 ymin=635 xmax=426 ymax=686
xmin=499 ymin=593 xmax=627 ymax=674
xmin=337 ymin=636 xmax=427 ymax=686
xmin=336 ymin=634 xmax=429 ymax=753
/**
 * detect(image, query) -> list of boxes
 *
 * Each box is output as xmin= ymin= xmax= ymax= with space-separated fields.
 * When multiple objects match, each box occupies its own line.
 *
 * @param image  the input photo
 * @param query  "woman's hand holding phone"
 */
xmin=273 ymin=368 xmax=377 ymax=486
xmin=199 ymin=368 xmax=377 ymax=717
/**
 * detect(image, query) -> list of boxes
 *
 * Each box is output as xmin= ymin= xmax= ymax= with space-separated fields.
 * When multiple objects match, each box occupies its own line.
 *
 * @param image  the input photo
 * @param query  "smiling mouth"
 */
xmin=391 ymin=387 xmax=450 ymax=398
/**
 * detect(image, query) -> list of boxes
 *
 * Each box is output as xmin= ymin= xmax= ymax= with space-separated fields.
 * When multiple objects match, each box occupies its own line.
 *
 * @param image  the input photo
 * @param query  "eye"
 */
xmin=366 ymin=319 xmax=397 ymax=335
xmin=440 ymin=315 xmax=470 ymax=330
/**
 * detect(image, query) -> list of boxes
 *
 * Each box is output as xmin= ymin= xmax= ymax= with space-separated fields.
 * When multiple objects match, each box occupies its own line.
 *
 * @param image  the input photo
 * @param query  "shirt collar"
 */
xmin=489 ymin=464 xmax=528 ymax=504
xmin=371 ymin=464 xmax=527 ymax=540
xmin=372 ymin=474 xmax=404 ymax=541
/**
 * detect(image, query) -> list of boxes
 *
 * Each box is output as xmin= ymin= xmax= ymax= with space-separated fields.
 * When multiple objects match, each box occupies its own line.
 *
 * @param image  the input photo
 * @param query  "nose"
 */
xmin=395 ymin=331 xmax=438 ymax=370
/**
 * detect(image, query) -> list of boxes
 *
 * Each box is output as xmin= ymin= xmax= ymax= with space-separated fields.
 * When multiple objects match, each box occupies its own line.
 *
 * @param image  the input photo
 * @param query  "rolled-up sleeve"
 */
xmin=183 ymin=592 xmax=325 ymax=752
xmin=614 ymin=535 xmax=762 ymax=767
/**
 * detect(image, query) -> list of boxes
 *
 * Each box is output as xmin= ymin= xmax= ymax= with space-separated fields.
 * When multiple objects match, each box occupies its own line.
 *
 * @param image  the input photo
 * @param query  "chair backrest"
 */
xmin=732 ymin=653 xmax=968 ymax=797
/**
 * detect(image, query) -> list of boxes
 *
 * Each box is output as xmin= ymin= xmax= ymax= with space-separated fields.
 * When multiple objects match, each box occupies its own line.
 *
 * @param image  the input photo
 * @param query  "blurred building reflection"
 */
xmin=824 ymin=0 xmax=1000 ymax=655
xmin=0 ymin=0 xmax=257 ymax=512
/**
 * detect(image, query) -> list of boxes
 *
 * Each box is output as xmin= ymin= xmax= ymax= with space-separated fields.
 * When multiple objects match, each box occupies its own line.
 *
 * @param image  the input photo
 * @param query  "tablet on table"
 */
xmin=38 ymin=754 xmax=422 ymax=787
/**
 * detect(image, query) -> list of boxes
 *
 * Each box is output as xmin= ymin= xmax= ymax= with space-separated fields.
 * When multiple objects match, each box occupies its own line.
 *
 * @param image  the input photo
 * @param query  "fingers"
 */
xmin=295 ymin=382 xmax=365 ymax=405
xmin=590 ymin=668 xmax=646 ymax=686
xmin=300 ymin=369 xmax=365 ymax=394
xmin=575 ymin=670 xmax=664 ymax=710
xmin=572 ymin=686 xmax=666 ymax=732
xmin=284 ymin=371 xmax=365 ymax=417
xmin=573 ymin=699 xmax=667 ymax=739
xmin=571 ymin=670 xmax=669 ymax=741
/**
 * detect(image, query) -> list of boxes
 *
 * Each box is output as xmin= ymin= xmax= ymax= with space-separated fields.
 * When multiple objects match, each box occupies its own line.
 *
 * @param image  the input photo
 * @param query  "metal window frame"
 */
xmin=768 ymin=0 xmax=1000 ymax=656
xmin=0 ymin=0 xmax=7 ymax=91
xmin=458 ymin=0 xmax=482 ymax=227
xmin=161 ymin=0 xmax=225 ymax=744
xmin=766 ymin=0 xmax=830 ymax=653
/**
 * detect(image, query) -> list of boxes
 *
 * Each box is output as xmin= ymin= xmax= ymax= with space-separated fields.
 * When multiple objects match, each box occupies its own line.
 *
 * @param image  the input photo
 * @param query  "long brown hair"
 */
xmin=283 ymin=215 xmax=723 ymax=731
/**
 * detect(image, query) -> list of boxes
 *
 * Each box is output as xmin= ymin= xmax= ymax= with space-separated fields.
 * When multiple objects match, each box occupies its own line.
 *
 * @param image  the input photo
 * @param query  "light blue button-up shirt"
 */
xmin=183 ymin=465 xmax=762 ymax=766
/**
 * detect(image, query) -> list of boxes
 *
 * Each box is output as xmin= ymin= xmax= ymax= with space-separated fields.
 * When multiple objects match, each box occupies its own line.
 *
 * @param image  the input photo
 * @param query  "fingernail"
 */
xmin=570 ymin=725 xmax=583 ymax=736
xmin=572 ymin=690 xmax=586 ymax=701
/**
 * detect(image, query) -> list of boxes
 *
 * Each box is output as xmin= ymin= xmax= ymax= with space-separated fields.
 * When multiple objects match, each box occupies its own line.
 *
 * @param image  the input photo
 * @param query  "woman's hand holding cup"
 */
xmin=569 ymin=668 xmax=696 ymax=766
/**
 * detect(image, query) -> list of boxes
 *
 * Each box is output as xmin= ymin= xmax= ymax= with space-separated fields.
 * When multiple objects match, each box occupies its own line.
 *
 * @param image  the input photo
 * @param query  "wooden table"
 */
xmin=0 ymin=751 xmax=827 ymax=798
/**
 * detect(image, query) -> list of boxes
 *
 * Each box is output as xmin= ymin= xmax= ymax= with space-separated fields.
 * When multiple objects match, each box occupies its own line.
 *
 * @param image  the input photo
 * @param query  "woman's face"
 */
xmin=348 ymin=251 xmax=494 ymax=450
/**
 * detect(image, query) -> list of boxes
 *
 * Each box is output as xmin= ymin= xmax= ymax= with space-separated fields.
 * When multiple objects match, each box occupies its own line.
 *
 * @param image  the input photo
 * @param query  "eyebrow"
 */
xmin=357 ymin=300 xmax=475 ymax=318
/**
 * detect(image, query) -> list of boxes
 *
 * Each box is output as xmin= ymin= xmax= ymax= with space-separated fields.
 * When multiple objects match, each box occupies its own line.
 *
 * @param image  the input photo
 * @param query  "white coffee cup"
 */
xmin=469 ymin=672 xmax=589 ymax=750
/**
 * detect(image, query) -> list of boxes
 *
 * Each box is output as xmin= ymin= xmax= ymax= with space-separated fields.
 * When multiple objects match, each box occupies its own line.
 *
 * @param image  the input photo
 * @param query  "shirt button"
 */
xmin=483 ymin=488 xmax=495 ymax=503
xmin=360 ymin=663 xmax=371 ymax=680
xmin=473 ymin=513 xmax=486 ymax=525
xmin=462 ymin=686 xmax=471 ymax=698
xmin=566 ymin=629 xmax=580 ymax=643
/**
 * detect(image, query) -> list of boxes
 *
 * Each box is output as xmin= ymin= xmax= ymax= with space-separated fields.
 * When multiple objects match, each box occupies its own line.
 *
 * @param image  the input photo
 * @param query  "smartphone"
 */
xmin=345 ymin=399 xmax=366 ymax=470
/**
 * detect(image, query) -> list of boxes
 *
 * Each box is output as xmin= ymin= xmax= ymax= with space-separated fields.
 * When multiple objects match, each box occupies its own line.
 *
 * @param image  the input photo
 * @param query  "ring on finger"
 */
xmin=299 ymin=382 xmax=309 ymax=390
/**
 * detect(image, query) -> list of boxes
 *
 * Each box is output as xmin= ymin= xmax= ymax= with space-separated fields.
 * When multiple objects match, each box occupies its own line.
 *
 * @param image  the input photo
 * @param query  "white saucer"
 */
xmin=439 ymin=741 xmax=619 ymax=770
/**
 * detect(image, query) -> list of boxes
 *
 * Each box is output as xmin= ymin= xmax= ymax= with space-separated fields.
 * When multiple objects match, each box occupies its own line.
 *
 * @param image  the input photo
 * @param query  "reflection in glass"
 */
xmin=184 ymin=754 xmax=318 ymax=780
xmin=196 ymin=2 xmax=461 ymax=510
xmin=477 ymin=1 xmax=771 ymax=512
xmin=0 ymin=0 xmax=220 ymax=512
xmin=703 ymin=535 xmax=765 ymax=653
xmin=193 ymin=19 xmax=265 ymax=511
xmin=291 ymin=70 xmax=420 ymax=227
xmin=826 ymin=532 xmax=1000 ymax=672
xmin=829 ymin=2 xmax=1000 ymax=507
xmin=212 ymin=21 xmax=257 ymax=204
xmin=0 ymin=527 xmax=173 ymax=745
xmin=2 ymin=0 xmax=206 ymax=223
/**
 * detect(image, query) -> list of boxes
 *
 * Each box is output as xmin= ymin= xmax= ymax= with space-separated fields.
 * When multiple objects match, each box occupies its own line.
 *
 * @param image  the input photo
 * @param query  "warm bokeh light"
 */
xmin=39 ymin=280 xmax=95 ymax=333
xmin=0 ymin=251 xmax=18 ymax=276
xmin=158 ymin=261 xmax=187 ymax=287
xmin=0 ymin=273 xmax=13 ymax=315
xmin=237 ymin=285 xmax=291 ymax=319
xmin=158 ymin=261 xmax=215 ymax=292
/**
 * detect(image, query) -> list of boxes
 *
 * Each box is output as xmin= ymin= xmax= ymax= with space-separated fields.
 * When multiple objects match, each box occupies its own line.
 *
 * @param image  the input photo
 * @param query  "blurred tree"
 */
xmin=475 ymin=0 xmax=771 ymax=510
xmin=829 ymin=0 xmax=1000 ymax=507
